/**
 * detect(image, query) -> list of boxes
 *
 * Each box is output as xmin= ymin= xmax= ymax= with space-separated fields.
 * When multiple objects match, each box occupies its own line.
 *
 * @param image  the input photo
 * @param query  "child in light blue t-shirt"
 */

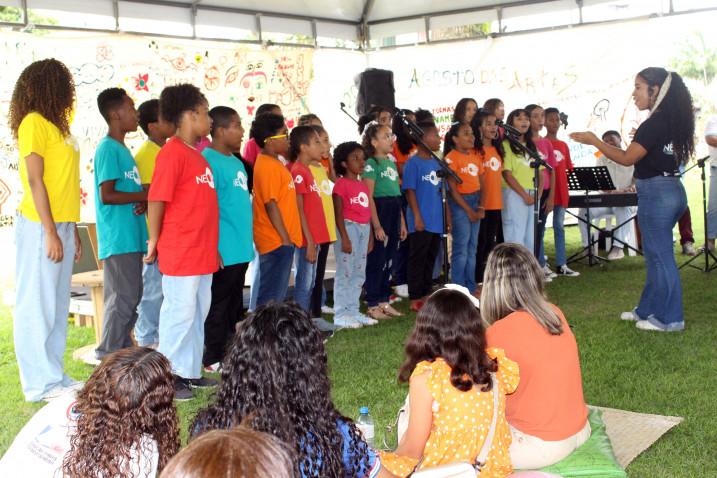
xmin=201 ymin=106 xmax=254 ymax=370
xmin=93 ymin=88 xmax=148 ymax=360
xmin=402 ymin=122 xmax=444 ymax=309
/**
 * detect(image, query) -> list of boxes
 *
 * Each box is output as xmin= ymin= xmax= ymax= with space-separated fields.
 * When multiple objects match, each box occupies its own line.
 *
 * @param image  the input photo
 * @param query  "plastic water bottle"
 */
xmin=356 ymin=406 xmax=375 ymax=448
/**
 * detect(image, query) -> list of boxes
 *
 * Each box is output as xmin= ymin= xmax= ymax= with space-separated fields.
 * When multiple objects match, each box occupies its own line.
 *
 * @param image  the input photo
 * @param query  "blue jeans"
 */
xmin=158 ymin=274 xmax=212 ymax=378
xmin=334 ymin=221 xmax=370 ymax=320
xmin=553 ymin=206 xmax=567 ymax=267
xmin=365 ymin=197 xmax=401 ymax=306
xmin=635 ymin=176 xmax=687 ymax=331
xmin=502 ymin=188 xmax=534 ymax=254
xmin=134 ymin=261 xmax=163 ymax=346
xmin=708 ymin=166 xmax=717 ymax=239
xmin=449 ymin=193 xmax=481 ymax=291
xmin=293 ymin=245 xmax=319 ymax=311
xmin=257 ymin=245 xmax=295 ymax=306
xmin=248 ymin=245 xmax=260 ymax=312
xmin=14 ymin=216 xmax=76 ymax=401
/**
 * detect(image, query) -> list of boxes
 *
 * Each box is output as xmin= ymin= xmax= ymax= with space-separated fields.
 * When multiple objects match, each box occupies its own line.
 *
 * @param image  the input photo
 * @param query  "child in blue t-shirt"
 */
xmin=93 ymin=88 xmax=148 ymax=360
xmin=201 ymin=106 xmax=254 ymax=370
xmin=402 ymin=122 xmax=444 ymax=311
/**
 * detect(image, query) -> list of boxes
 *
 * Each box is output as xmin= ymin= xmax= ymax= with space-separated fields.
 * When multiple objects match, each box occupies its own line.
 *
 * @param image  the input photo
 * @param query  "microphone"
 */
xmin=339 ymin=102 xmax=359 ymax=125
xmin=395 ymin=108 xmax=424 ymax=138
xmin=495 ymin=119 xmax=523 ymax=138
xmin=696 ymin=155 xmax=710 ymax=167
xmin=559 ymin=112 xmax=569 ymax=129
xmin=340 ymin=102 xmax=346 ymax=108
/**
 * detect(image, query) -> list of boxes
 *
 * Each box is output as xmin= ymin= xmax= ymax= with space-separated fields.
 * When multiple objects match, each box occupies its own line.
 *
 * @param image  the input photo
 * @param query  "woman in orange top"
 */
xmin=483 ymin=243 xmax=590 ymax=469
xmin=380 ymin=288 xmax=519 ymax=478
xmin=444 ymin=122 xmax=485 ymax=295
xmin=472 ymin=110 xmax=505 ymax=285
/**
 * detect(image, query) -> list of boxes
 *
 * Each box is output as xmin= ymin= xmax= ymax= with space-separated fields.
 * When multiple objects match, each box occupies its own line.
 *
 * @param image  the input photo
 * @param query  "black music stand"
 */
xmin=566 ymin=166 xmax=615 ymax=266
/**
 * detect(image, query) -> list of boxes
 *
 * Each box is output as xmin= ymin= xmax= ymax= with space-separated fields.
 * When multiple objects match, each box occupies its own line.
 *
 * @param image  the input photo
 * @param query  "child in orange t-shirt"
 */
xmin=380 ymin=287 xmax=518 ymax=478
xmin=483 ymin=243 xmax=589 ymax=469
xmin=444 ymin=121 xmax=485 ymax=295
xmin=251 ymin=113 xmax=303 ymax=306
xmin=472 ymin=110 xmax=505 ymax=285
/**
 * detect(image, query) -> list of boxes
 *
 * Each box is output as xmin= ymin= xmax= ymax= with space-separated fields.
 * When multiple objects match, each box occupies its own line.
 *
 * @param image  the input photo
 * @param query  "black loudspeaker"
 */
xmin=355 ymin=68 xmax=395 ymax=116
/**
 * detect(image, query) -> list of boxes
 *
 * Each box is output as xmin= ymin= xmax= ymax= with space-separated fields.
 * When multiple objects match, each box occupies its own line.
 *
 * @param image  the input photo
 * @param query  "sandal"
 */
xmin=380 ymin=302 xmax=403 ymax=317
xmin=367 ymin=306 xmax=390 ymax=320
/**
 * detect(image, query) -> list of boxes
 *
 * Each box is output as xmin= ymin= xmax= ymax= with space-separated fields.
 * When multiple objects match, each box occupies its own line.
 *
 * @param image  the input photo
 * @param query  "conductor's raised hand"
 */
xmin=569 ymin=131 xmax=599 ymax=146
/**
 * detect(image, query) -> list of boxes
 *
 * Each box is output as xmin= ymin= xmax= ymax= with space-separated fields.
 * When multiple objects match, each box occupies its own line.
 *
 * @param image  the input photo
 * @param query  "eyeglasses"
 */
xmin=266 ymin=133 xmax=288 ymax=141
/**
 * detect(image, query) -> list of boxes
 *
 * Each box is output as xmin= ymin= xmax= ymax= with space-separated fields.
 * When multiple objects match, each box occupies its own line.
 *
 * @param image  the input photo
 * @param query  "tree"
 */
xmin=670 ymin=31 xmax=717 ymax=86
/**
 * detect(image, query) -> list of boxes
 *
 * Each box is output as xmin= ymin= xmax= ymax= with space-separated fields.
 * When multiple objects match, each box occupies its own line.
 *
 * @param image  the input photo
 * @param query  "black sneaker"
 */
xmin=173 ymin=377 xmax=194 ymax=401
xmin=186 ymin=376 xmax=219 ymax=388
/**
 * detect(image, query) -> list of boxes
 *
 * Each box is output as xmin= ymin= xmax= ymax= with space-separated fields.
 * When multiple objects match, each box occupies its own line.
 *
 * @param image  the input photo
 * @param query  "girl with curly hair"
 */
xmin=0 ymin=347 xmax=179 ymax=477
xmin=191 ymin=302 xmax=391 ymax=478
xmin=9 ymin=58 xmax=82 ymax=402
xmin=379 ymin=287 xmax=519 ymax=478
xmin=571 ymin=67 xmax=695 ymax=332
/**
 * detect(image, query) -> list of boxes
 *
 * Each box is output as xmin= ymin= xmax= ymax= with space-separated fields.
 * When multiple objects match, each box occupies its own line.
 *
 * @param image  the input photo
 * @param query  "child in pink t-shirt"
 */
xmin=332 ymin=142 xmax=374 ymax=329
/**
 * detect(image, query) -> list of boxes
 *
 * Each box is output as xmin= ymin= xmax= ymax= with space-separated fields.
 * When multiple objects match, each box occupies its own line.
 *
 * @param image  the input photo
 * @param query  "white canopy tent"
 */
xmin=0 ymin=0 xmax=715 ymax=48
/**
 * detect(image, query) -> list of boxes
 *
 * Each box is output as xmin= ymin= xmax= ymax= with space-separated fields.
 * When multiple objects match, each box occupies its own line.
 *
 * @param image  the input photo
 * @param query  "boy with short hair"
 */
xmin=403 ymin=122 xmax=445 ymax=311
xmin=94 ymin=88 xmax=148 ymax=360
xmin=133 ymin=99 xmax=176 ymax=348
xmin=201 ymin=106 xmax=254 ymax=371
xmin=146 ymin=84 xmax=219 ymax=400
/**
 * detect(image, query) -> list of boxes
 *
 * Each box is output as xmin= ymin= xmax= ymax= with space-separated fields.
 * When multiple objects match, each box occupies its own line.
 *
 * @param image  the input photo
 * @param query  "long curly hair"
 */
xmin=9 ymin=58 xmax=75 ymax=139
xmin=191 ymin=302 xmax=373 ymax=478
xmin=506 ymin=109 xmax=537 ymax=157
xmin=638 ymin=67 xmax=695 ymax=165
xmin=398 ymin=289 xmax=497 ymax=392
xmin=63 ymin=347 xmax=180 ymax=477
xmin=471 ymin=109 xmax=505 ymax=158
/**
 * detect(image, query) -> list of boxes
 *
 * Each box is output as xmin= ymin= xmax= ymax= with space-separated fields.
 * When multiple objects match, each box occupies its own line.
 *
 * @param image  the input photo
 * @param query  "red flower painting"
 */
xmin=134 ymin=73 xmax=149 ymax=91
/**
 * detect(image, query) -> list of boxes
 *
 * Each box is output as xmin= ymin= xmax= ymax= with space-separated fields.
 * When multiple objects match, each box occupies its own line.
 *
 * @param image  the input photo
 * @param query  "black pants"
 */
xmin=365 ymin=196 xmax=402 ymax=306
xmin=203 ymin=262 xmax=248 ymax=366
xmin=310 ymin=242 xmax=331 ymax=318
xmin=391 ymin=193 xmax=409 ymax=286
xmin=408 ymin=231 xmax=441 ymax=300
xmin=476 ymin=210 xmax=503 ymax=284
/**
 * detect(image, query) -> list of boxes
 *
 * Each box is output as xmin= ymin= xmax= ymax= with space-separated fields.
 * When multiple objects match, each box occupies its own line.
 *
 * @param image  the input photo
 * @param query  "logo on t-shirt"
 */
xmin=294 ymin=175 xmax=304 ymax=184
xmin=320 ymin=179 xmax=332 ymax=195
xmin=485 ymin=157 xmax=500 ymax=172
xmin=196 ymin=167 xmax=215 ymax=189
xmin=422 ymin=171 xmax=440 ymax=186
xmin=124 ymin=166 xmax=141 ymax=186
xmin=461 ymin=163 xmax=479 ymax=177
xmin=364 ymin=164 xmax=374 ymax=173
xmin=554 ymin=150 xmax=564 ymax=164
xmin=233 ymin=171 xmax=248 ymax=190
xmin=310 ymin=181 xmax=320 ymax=193
xmin=350 ymin=192 xmax=370 ymax=208
xmin=381 ymin=167 xmax=398 ymax=182
xmin=663 ymin=143 xmax=674 ymax=155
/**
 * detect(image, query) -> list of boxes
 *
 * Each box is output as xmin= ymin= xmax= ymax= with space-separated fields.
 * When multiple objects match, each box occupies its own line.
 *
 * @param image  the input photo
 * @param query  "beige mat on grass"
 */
xmin=592 ymin=406 xmax=683 ymax=467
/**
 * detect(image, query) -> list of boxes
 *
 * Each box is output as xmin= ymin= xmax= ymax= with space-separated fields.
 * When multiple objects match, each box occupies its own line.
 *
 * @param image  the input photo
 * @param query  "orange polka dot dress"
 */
xmin=379 ymin=348 xmax=519 ymax=478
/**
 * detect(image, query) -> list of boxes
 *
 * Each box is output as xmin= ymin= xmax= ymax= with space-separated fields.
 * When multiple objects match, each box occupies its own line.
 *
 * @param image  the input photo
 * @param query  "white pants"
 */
xmin=510 ymin=420 xmax=591 ymax=470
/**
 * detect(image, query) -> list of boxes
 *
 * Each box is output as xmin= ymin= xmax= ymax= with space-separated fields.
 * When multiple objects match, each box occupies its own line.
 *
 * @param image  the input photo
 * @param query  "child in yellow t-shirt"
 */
xmin=133 ymin=99 xmax=175 ymax=348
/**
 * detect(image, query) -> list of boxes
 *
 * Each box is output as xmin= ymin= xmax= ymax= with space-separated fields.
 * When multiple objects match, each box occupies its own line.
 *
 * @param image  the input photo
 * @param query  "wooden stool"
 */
xmin=70 ymin=270 xmax=104 ymax=364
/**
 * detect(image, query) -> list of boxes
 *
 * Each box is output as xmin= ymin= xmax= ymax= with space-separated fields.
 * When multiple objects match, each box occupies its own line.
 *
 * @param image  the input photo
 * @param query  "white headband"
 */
xmin=650 ymin=71 xmax=672 ymax=116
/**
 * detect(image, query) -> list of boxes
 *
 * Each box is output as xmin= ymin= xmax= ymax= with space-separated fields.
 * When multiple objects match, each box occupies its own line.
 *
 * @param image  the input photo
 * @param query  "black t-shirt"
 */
xmin=632 ymin=112 xmax=680 ymax=179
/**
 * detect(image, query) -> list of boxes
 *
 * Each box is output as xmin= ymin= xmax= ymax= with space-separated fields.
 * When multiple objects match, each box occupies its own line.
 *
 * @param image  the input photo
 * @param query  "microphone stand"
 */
xmin=679 ymin=155 xmax=717 ymax=272
xmin=340 ymin=102 xmax=359 ymax=125
xmin=394 ymin=110 xmax=463 ymax=283
xmin=497 ymin=120 xmax=553 ymax=259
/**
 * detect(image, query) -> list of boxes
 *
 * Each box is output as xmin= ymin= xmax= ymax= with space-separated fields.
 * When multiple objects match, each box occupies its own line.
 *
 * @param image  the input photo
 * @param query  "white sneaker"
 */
xmin=204 ymin=362 xmax=222 ymax=373
xmin=557 ymin=265 xmax=580 ymax=277
xmin=334 ymin=317 xmax=362 ymax=329
xmin=620 ymin=311 xmax=638 ymax=321
xmin=607 ymin=247 xmax=625 ymax=260
xmin=543 ymin=265 xmax=557 ymax=279
xmin=682 ymin=242 xmax=697 ymax=256
xmin=394 ymin=284 xmax=409 ymax=298
xmin=544 ymin=275 xmax=553 ymax=283
xmin=354 ymin=314 xmax=378 ymax=326
xmin=635 ymin=320 xmax=666 ymax=332
xmin=321 ymin=305 xmax=335 ymax=315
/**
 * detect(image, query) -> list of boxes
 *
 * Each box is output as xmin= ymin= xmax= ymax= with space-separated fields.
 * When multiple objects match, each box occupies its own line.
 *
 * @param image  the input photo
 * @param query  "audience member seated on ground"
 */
xmin=379 ymin=287 xmax=519 ymax=478
xmin=483 ymin=243 xmax=590 ymax=469
xmin=190 ymin=302 xmax=392 ymax=478
xmin=0 ymin=347 xmax=180 ymax=477
xmin=160 ymin=427 xmax=293 ymax=478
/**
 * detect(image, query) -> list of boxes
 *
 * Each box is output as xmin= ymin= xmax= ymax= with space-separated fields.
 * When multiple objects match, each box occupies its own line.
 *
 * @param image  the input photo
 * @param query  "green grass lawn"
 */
xmin=1 ymin=171 xmax=715 ymax=477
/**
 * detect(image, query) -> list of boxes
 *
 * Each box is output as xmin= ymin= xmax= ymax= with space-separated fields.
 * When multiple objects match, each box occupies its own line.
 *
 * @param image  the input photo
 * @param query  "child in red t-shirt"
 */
xmin=145 ymin=84 xmax=219 ymax=400
xmin=545 ymin=107 xmax=579 ymax=277
xmin=332 ymin=142 xmax=375 ymax=328
xmin=289 ymin=126 xmax=330 ymax=312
